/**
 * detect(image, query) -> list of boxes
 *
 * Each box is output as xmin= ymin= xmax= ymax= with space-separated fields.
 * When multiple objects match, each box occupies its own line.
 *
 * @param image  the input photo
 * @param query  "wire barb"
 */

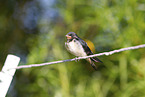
xmin=8 ymin=44 xmax=145 ymax=70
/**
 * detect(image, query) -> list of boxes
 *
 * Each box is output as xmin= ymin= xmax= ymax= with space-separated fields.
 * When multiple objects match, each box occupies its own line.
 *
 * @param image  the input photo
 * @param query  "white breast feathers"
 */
xmin=65 ymin=39 xmax=87 ymax=57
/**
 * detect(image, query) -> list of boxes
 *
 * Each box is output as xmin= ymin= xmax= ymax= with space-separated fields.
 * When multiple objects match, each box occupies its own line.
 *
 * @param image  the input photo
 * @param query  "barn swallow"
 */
xmin=65 ymin=32 xmax=103 ymax=70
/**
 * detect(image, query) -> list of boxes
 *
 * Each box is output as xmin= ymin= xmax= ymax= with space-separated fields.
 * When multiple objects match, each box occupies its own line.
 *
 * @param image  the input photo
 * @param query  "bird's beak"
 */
xmin=66 ymin=35 xmax=72 ymax=39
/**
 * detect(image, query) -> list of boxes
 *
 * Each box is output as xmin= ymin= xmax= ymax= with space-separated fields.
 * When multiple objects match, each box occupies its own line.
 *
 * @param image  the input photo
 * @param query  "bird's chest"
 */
xmin=66 ymin=39 xmax=87 ymax=57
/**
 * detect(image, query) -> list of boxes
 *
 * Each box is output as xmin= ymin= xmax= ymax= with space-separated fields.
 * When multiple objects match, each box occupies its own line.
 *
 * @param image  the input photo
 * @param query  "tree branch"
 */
xmin=9 ymin=44 xmax=145 ymax=70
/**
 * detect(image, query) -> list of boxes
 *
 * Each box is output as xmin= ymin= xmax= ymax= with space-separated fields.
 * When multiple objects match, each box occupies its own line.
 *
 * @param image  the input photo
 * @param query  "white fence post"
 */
xmin=0 ymin=54 xmax=20 ymax=97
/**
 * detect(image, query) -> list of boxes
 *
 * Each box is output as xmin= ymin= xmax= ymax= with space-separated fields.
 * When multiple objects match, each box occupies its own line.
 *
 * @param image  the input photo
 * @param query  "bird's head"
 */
xmin=65 ymin=32 xmax=78 ymax=41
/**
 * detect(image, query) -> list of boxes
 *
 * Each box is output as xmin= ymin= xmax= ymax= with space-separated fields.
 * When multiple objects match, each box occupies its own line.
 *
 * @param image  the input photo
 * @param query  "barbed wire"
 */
xmin=9 ymin=44 xmax=145 ymax=70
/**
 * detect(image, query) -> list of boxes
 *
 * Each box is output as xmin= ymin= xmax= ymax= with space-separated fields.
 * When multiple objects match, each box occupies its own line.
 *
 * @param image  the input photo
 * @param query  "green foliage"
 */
xmin=3 ymin=0 xmax=145 ymax=97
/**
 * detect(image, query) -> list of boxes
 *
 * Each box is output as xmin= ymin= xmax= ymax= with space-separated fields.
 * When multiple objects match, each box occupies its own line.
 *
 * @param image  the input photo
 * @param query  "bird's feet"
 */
xmin=75 ymin=57 xmax=80 ymax=62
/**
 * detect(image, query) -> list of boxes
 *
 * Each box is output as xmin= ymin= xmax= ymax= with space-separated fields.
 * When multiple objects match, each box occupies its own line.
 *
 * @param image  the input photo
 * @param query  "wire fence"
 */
xmin=8 ymin=44 xmax=145 ymax=70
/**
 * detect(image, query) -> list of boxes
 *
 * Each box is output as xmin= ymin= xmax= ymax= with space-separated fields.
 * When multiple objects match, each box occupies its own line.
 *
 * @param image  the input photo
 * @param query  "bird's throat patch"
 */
xmin=66 ymin=35 xmax=72 ymax=39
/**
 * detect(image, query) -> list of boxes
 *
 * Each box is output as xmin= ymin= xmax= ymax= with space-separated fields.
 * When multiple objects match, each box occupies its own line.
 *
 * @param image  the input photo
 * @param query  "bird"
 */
xmin=65 ymin=32 xmax=103 ymax=70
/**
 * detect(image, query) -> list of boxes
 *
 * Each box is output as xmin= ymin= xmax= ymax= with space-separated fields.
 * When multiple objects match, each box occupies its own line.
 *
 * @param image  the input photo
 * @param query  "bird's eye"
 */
xmin=68 ymin=34 xmax=72 ymax=36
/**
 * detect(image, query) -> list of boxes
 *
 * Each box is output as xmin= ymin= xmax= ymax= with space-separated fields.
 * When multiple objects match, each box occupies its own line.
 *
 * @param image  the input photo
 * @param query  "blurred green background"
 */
xmin=0 ymin=0 xmax=145 ymax=97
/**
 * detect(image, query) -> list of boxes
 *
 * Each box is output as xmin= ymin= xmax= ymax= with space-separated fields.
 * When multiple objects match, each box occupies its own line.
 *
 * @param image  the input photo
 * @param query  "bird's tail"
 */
xmin=90 ymin=62 xmax=98 ymax=70
xmin=88 ymin=58 xmax=98 ymax=70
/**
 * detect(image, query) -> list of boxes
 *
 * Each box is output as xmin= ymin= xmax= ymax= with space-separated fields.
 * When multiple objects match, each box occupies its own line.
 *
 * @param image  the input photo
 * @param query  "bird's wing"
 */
xmin=78 ymin=38 xmax=103 ymax=63
xmin=90 ymin=57 xmax=103 ymax=63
